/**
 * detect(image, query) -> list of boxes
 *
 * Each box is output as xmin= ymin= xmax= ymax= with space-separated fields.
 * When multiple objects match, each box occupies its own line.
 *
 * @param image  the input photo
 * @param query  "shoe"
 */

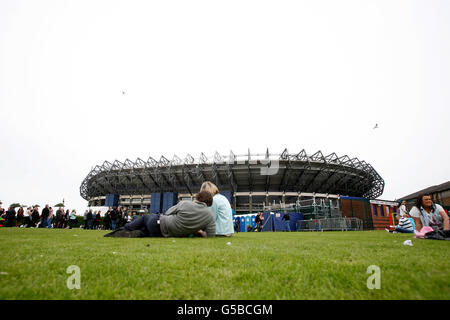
xmin=104 ymin=229 xmax=122 ymax=237
xmin=104 ymin=229 xmax=143 ymax=238
xmin=393 ymin=231 xmax=398 ymax=234
xmin=385 ymin=228 xmax=390 ymax=233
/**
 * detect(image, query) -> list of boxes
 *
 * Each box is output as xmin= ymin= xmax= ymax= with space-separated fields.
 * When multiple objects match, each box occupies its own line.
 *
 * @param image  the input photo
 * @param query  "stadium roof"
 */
xmin=80 ymin=148 xmax=385 ymax=200
xmin=398 ymin=180 xmax=450 ymax=201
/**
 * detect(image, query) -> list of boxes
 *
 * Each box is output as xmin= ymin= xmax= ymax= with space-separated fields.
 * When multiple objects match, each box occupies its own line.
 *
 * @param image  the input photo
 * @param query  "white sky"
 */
xmin=1 ymin=0 xmax=449 ymax=212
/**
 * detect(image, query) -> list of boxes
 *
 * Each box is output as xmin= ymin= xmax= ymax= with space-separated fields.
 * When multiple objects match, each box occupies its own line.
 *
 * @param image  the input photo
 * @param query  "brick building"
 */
xmin=340 ymin=197 xmax=398 ymax=230
xmin=398 ymin=180 xmax=450 ymax=211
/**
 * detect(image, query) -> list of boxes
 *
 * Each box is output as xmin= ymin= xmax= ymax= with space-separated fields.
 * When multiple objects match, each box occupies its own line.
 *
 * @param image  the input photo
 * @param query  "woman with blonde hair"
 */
xmin=200 ymin=181 xmax=234 ymax=237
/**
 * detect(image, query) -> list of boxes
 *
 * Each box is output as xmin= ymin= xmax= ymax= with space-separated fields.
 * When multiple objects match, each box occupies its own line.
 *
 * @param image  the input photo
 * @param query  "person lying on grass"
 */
xmin=104 ymin=190 xmax=216 ymax=238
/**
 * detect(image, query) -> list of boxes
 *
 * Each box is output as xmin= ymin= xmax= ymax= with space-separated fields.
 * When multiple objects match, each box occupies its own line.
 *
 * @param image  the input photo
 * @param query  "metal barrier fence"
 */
xmin=295 ymin=198 xmax=341 ymax=219
xmin=266 ymin=198 xmax=342 ymax=219
xmin=296 ymin=217 xmax=363 ymax=232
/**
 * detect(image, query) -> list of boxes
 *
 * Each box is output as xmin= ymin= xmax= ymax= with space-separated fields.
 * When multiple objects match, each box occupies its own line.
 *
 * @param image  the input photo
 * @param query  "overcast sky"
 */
xmin=1 ymin=0 xmax=449 ymax=211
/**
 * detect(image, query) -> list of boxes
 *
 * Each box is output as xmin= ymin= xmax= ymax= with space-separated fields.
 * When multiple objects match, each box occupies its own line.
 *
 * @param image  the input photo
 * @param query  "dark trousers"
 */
xmin=40 ymin=218 xmax=48 ymax=228
xmin=124 ymin=214 xmax=162 ymax=237
xmin=5 ymin=218 xmax=14 ymax=227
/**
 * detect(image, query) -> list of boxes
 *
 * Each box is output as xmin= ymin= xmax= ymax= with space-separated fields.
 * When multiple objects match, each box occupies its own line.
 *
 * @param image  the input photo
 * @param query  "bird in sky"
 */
xmin=122 ymin=91 xmax=126 ymax=95
xmin=373 ymin=123 xmax=378 ymax=129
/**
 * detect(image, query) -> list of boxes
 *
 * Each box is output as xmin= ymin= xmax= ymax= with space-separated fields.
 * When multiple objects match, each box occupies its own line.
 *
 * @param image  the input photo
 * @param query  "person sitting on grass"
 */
xmin=200 ymin=181 xmax=234 ymax=237
xmin=409 ymin=194 xmax=449 ymax=232
xmin=105 ymin=190 xmax=216 ymax=238
xmin=386 ymin=212 xmax=414 ymax=233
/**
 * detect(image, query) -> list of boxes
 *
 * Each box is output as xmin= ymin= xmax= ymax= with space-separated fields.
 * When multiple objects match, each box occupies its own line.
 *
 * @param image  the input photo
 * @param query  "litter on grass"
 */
xmin=403 ymin=240 xmax=413 ymax=246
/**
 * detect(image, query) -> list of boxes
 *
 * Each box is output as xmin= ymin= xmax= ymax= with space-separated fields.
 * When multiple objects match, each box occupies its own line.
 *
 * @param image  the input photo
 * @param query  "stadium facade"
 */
xmin=80 ymin=149 xmax=387 ymax=223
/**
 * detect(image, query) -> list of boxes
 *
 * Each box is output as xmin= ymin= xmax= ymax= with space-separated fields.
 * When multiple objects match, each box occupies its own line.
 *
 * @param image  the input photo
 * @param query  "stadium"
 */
xmin=80 ymin=148 xmax=394 ymax=230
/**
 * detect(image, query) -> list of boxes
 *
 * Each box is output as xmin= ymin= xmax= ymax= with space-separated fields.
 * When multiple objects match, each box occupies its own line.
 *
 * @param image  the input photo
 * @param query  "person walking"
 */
xmin=60 ymin=208 xmax=67 ymax=228
xmin=282 ymin=212 xmax=291 ymax=232
xmin=63 ymin=209 xmax=69 ymax=228
xmin=234 ymin=217 xmax=240 ymax=233
xmin=91 ymin=210 xmax=96 ymax=230
xmin=23 ymin=207 xmax=31 ymax=228
xmin=110 ymin=207 xmax=118 ymax=231
xmin=103 ymin=209 xmax=111 ymax=230
xmin=40 ymin=205 xmax=50 ymax=228
xmin=5 ymin=206 xmax=16 ymax=227
xmin=117 ymin=207 xmax=124 ymax=228
xmin=93 ymin=210 xmax=100 ymax=230
xmin=55 ymin=207 xmax=63 ymax=228
xmin=87 ymin=209 xmax=93 ymax=230
xmin=69 ymin=210 xmax=77 ymax=229
xmin=255 ymin=212 xmax=264 ymax=231
xmin=95 ymin=211 xmax=101 ymax=229
xmin=31 ymin=207 xmax=40 ymax=227
xmin=83 ymin=210 xmax=89 ymax=229
xmin=123 ymin=207 xmax=129 ymax=225
xmin=47 ymin=207 xmax=54 ymax=228
xmin=16 ymin=207 xmax=24 ymax=227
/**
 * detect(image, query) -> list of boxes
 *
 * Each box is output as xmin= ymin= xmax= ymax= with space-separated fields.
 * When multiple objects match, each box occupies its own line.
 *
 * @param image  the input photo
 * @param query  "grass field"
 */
xmin=0 ymin=228 xmax=448 ymax=300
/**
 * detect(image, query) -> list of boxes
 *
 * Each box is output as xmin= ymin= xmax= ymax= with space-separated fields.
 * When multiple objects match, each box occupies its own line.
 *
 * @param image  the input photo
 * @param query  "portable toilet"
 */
xmin=251 ymin=215 xmax=256 ymax=228
xmin=245 ymin=216 xmax=251 ymax=231
xmin=240 ymin=216 xmax=246 ymax=232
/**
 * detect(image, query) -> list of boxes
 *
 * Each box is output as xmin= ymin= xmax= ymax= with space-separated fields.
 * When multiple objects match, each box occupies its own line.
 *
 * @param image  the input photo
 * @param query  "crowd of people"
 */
xmin=0 ymin=205 xmax=70 ymax=229
xmin=0 ymin=204 xmax=146 ymax=230
xmin=82 ymin=207 xmax=144 ymax=230
xmin=1 ymin=191 xmax=448 ymax=239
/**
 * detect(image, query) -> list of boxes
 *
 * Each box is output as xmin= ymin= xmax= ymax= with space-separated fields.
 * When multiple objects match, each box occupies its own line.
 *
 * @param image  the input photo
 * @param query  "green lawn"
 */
xmin=0 ymin=228 xmax=448 ymax=300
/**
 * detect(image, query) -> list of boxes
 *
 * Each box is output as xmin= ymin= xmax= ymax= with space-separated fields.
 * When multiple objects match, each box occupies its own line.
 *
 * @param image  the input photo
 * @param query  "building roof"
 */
xmin=399 ymin=180 xmax=450 ymax=201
